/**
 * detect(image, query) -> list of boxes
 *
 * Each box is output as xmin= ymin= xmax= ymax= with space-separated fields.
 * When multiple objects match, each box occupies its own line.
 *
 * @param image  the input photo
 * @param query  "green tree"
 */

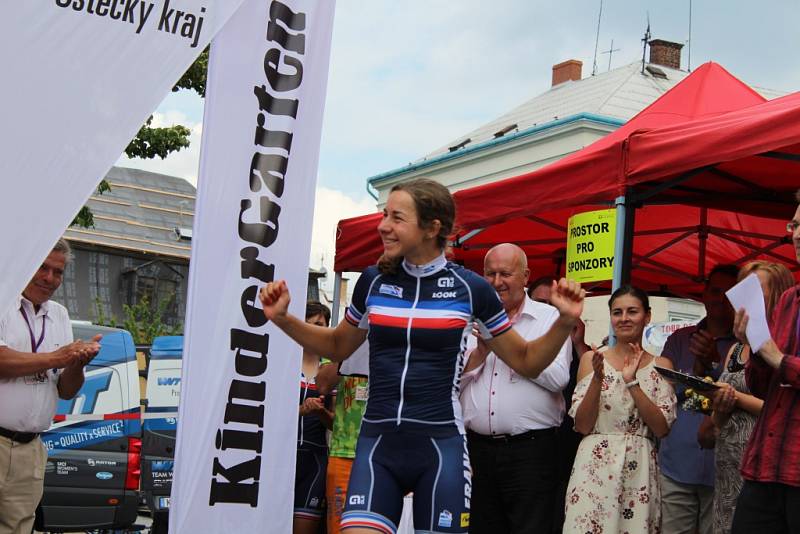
xmin=94 ymin=294 xmax=182 ymax=345
xmin=72 ymin=47 xmax=209 ymax=228
xmin=121 ymin=294 xmax=183 ymax=345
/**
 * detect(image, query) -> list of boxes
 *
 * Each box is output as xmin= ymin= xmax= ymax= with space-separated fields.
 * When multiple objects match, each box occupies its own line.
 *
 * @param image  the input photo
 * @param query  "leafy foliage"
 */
xmin=71 ymin=179 xmax=111 ymax=228
xmin=94 ymin=294 xmax=182 ymax=345
xmin=122 ymin=294 xmax=183 ymax=345
xmin=173 ymin=46 xmax=209 ymax=97
xmin=124 ymin=116 xmax=191 ymax=160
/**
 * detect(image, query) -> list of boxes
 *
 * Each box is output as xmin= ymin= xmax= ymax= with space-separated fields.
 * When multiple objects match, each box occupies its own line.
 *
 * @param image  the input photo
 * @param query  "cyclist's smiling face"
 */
xmin=379 ymin=190 xmax=429 ymax=260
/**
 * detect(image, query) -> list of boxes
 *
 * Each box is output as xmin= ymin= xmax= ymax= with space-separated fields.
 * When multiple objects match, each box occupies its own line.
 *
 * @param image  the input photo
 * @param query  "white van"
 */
xmin=140 ymin=335 xmax=182 ymax=533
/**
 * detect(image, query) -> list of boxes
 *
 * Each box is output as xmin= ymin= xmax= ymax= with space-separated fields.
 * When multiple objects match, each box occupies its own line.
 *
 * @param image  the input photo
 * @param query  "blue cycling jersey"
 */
xmin=345 ymin=253 xmax=512 ymax=438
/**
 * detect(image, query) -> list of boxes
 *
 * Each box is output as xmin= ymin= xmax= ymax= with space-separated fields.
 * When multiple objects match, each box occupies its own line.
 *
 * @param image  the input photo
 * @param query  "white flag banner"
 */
xmin=0 ymin=1 xmax=247 ymax=314
xmin=170 ymin=0 xmax=335 ymax=531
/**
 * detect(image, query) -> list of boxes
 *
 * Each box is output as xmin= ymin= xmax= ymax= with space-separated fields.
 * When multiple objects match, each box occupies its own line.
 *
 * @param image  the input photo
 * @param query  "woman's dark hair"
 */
xmin=305 ymin=300 xmax=331 ymax=326
xmin=608 ymin=284 xmax=651 ymax=312
xmin=378 ymin=179 xmax=456 ymax=274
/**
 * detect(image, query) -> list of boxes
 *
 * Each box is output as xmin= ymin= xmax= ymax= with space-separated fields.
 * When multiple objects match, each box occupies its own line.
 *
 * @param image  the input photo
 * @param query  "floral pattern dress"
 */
xmin=564 ymin=360 xmax=677 ymax=534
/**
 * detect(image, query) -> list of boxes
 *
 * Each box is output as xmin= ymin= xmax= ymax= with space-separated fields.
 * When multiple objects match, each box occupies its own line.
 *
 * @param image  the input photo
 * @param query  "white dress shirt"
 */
xmin=0 ymin=296 xmax=72 ymax=432
xmin=460 ymin=297 xmax=572 ymax=436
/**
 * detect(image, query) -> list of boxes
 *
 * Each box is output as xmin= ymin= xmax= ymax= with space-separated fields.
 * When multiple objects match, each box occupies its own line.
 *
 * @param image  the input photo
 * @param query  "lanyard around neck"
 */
xmin=19 ymin=307 xmax=46 ymax=353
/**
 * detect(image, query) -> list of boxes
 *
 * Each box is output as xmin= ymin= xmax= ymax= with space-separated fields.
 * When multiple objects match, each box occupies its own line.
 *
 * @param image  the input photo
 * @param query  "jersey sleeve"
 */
xmin=344 ymin=269 xmax=377 ymax=330
xmin=470 ymin=276 xmax=512 ymax=339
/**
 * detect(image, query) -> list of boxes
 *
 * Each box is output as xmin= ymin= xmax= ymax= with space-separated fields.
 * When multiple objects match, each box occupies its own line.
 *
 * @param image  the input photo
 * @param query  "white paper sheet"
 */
xmin=725 ymin=273 xmax=771 ymax=352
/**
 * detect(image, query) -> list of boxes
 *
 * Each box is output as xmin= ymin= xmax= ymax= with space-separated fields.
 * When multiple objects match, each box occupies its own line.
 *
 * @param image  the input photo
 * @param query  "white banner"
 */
xmin=644 ymin=320 xmax=698 ymax=355
xmin=170 ymin=1 xmax=335 ymax=531
xmin=0 ymin=1 xmax=247 ymax=314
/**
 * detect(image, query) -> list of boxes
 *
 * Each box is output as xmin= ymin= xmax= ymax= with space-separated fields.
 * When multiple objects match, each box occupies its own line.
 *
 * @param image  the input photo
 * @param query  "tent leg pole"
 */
xmin=331 ymin=271 xmax=343 ymax=326
xmin=610 ymin=194 xmax=634 ymax=346
xmin=611 ymin=194 xmax=636 ymax=291
xmin=698 ymin=207 xmax=708 ymax=280
xmin=611 ymin=195 xmax=631 ymax=291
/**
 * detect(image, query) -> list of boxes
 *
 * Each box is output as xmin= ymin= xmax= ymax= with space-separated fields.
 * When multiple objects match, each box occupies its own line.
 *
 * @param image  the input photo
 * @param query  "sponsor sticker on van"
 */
xmin=96 ymin=472 xmax=113 ymax=480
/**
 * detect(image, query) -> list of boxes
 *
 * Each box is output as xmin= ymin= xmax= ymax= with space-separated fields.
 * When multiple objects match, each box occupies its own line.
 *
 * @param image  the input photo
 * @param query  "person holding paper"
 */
xmin=731 ymin=197 xmax=800 ymax=534
xmin=698 ymin=261 xmax=794 ymax=534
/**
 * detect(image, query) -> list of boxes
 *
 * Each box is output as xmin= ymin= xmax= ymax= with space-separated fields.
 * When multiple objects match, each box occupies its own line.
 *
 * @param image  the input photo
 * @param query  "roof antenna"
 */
xmin=687 ymin=0 xmax=693 ymax=71
xmin=601 ymin=39 xmax=621 ymax=72
xmin=591 ymin=0 xmax=604 ymax=76
xmin=641 ymin=14 xmax=651 ymax=74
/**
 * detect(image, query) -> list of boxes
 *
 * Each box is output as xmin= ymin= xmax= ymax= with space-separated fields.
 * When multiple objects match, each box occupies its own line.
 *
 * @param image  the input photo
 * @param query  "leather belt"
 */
xmin=0 ymin=426 xmax=39 ymax=444
xmin=467 ymin=427 xmax=557 ymax=444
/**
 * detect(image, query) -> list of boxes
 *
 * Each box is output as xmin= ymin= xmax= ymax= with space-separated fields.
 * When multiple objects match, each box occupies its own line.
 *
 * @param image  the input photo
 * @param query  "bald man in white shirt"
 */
xmin=460 ymin=243 xmax=572 ymax=534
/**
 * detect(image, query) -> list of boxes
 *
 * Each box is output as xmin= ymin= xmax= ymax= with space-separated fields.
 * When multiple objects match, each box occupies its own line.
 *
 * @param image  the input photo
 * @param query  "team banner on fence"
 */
xmin=0 ymin=1 xmax=247 ymax=315
xmin=170 ymin=1 xmax=335 ymax=531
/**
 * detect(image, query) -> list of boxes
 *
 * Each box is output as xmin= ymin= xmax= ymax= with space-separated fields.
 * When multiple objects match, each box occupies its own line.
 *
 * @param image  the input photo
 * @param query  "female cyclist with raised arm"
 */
xmin=260 ymin=179 xmax=585 ymax=534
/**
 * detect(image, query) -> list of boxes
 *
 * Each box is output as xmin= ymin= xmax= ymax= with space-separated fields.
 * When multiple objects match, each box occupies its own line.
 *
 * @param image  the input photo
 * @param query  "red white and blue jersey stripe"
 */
xmin=345 ymin=254 xmax=512 ymax=437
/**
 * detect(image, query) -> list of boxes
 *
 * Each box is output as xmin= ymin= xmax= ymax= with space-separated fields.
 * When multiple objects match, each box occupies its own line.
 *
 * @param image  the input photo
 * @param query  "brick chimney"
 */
xmin=551 ymin=60 xmax=582 ymax=87
xmin=648 ymin=39 xmax=684 ymax=70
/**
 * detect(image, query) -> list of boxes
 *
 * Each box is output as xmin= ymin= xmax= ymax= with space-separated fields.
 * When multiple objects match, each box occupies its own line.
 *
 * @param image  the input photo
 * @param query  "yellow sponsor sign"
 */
xmin=566 ymin=209 xmax=616 ymax=283
xmin=460 ymin=513 xmax=470 ymax=528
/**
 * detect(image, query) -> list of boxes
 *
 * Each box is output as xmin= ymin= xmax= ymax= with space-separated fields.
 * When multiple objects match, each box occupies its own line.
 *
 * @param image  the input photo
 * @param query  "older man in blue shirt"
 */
xmin=659 ymin=265 xmax=738 ymax=534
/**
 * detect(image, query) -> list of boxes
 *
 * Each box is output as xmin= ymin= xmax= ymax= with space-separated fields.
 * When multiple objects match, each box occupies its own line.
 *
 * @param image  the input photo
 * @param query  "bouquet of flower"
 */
xmin=682 ymin=377 xmax=714 ymax=414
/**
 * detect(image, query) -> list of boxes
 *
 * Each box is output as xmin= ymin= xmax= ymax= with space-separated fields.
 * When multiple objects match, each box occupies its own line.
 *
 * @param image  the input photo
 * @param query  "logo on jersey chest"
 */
xmin=431 ymin=291 xmax=457 ymax=299
xmin=437 ymin=277 xmax=455 ymax=288
xmin=379 ymin=284 xmax=403 ymax=298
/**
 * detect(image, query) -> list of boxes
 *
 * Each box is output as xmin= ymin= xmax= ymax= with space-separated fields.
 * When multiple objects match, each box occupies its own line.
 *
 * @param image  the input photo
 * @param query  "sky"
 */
xmin=117 ymin=0 xmax=800 ymax=287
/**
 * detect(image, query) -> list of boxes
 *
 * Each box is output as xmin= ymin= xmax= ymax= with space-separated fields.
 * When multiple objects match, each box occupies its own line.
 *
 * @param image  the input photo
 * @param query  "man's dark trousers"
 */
xmin=731 ymin=480 xmax=800 ymax=534
xmin=467 ymin=429 xmax=558 ymax=534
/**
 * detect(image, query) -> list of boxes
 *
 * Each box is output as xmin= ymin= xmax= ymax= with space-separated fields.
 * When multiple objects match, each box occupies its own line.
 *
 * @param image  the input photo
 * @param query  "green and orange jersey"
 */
xmin=329 ymin=375 xmax=368 ymax=458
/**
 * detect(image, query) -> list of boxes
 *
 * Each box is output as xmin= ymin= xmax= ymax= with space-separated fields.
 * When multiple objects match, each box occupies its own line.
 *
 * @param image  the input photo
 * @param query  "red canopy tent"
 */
xmin=450 ymin=206 xmax=795 ymax=296
xmin=334 ymin=63 xmax=798 ymax=303
xmin=623 ymin=90 xmax=800 ymax=219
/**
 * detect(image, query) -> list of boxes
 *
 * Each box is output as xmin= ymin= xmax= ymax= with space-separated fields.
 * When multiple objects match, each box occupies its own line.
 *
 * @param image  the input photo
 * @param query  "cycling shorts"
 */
xmin=341 ymin=431 xmax=471 ymax=533
xmin=294 ymin=446 xmax=328 ymax=521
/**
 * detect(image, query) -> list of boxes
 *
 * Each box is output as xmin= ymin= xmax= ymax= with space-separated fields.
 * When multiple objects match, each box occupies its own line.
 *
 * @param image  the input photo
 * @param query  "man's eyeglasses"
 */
xmin=787 ymin=221 xmax=800 ymax=233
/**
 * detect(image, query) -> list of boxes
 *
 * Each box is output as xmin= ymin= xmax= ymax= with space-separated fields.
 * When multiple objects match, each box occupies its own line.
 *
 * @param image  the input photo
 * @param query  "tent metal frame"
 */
xmin=611 ymin=153 xmax=798 ymax=293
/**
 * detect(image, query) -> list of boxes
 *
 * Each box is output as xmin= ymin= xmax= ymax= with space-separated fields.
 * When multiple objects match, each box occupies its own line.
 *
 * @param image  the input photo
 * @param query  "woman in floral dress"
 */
xmin=565 ymin=285 xmax=677 ymax=533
